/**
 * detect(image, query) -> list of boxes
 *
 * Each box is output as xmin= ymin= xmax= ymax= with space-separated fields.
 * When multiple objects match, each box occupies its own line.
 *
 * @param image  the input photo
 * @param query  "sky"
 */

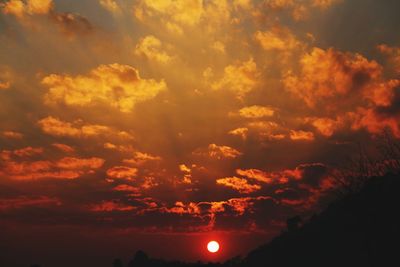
xmin=1 ymin=0 xmax=400 ymax=266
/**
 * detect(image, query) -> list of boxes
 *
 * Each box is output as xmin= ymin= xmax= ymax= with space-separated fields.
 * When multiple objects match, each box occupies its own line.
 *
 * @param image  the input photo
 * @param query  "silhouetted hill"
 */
xmin=121 ymin=173 xmax=399 ymax=267
xmin=245 ymin=173 xmax=400 ymax=267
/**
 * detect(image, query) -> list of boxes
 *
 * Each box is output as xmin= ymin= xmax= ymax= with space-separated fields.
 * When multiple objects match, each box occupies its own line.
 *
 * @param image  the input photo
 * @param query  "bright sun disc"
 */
xmin=207 ymin=241 xmax=220 ymax=253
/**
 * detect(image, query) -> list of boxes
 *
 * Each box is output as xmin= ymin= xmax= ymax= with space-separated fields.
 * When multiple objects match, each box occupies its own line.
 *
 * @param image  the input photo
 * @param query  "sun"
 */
xmin=207 ymin=240 xmax=220 ymax=253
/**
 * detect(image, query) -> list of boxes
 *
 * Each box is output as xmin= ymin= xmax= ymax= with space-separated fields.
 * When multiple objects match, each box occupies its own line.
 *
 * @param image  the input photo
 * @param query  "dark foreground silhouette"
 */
xmin=30 ymin=173 xmax=400 ymax=267
xmin=245 ymin=173 xmax=400 ymax=267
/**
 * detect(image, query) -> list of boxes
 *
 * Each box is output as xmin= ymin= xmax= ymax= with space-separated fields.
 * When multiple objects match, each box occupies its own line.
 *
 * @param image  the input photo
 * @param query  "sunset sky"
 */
xmin=1 ymin=0 xmax=400 ymax=266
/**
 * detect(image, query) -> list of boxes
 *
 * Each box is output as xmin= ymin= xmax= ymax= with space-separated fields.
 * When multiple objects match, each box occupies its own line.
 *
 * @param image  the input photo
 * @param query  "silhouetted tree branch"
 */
xmin=330 ymin=129 xmax=400 ymax=196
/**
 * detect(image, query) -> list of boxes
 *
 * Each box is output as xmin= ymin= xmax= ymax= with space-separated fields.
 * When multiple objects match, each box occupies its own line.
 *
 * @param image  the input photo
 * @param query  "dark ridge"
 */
xmin=244 ymin=173 xmax=400 ymax=267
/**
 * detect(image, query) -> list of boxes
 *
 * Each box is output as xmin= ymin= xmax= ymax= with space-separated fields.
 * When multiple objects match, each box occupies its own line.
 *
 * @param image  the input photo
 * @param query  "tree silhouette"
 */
xmin=330 ymin=131 xmax=400 ymax=197
xmin=113 ymin=258 xmax=124 ymax=267
xmin=128 ymin=250 xmax=149 ymax=267
xmin=286 ymin=215 xmax=302 ymax=232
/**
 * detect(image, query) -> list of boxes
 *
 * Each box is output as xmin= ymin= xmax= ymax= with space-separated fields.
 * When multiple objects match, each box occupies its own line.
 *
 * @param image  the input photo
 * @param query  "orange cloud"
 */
xmin=52 ymin=143 xmax=75 ymax=153
xmin=1 ymin=0 xmax=53 ymax=17
xmin=135 ymin=0 xmax=203 ymax=25
xmin=203 ymin=196 xmax=273 ymax=216
xmin=378 ymin=44 xmax=400 ymax=74
xmin=224 ymin=197 xmax=256 ymax=215
xmin=122 ymin=152 xmax=162 ymax=165
xmin=0 ymin=196 xmax=60 ymax=211
xmin=283 ymin=47 xmax=399 ymax=138
xmin=193 ymin=144 xmax=242 ymax=159
xmin=0 ymin=151 xmax=12 ymax=161
xmin=2 ymin=160 xmax=82 ymax=180
xmin=38 ymin=116 xmax=132 ymax=139
xmin=312 ymin=0 xmax=342 ymax=9
xmin=0 ymin=65 xmax=13 ymax=90
xmin=90 ymin=200 xmax=135 ymax=212
xmin=283 ymin=47 xmax=382 ymax=108
xmin=212 ymin=58 xmax=259 ymax=98
xmin=134 ymin=0 xmax=250 ymax=37
xmin=12 ymin=146 xmax=44 ymax=157
xmin=360 ymin=78 xmax=400 ymax=108
xmin=290 ymin=130 xmax=315 ymax=141
xmin=141 ymin=176 xmax=159 ymax=189
xmin=261 ymin=0 xmax=309 ymax=21
xmin=103 ymin=143 xmax=138 ymax=153
xmin=208 ymin=201 xmax=225 ymax=214
xmin=1 ymin=155 xmax=104 ymax=180
xmin=27 ymin=0 xmax=52 ymax=14
xmin=216 ymin=177 xmax=261 ymax=193
xmin=228 ymin=127 xmax=248 ymax=139
xmin=55 ymin=157 xmax=104 ymax=170
xmin=99 ymin=0 xmax=121 ymax=14
xmin=38 ymin=116 xmax=108 ymax=137
xmin=351 ymin=108 xmax=400 ymax=137
xmin=236 ymin=167 xmax=300 ymax=184
xmin=112 ymin=184 xmax=141 ymax=196
xmin=280 ymin=198 xmax=305 ymax=206
xmin=1 ymin=0 xmax=26 ymax=18
xmin=135 ymin=35 xmax=172 ymax=63
xmin=178 ymin=164 xmax=192 ymax=184
xmin=106 ymin=166 xmax=138 ymax=180
xmin=282 ymin=167 xmax=305 ymax=181
xmin=211 ymin=41 xmax=225 ymax=53
xmin=104 ymin=142 xmax=117 ymax=150
xmin=254 ymin=26 xmax=300 ymax=51
xmin=2 ymin=131 xmax=23 ymax=139
xmin=112 ymin=177 xmax=158 ymax=193
xmin=238 ymin=105 xmax=275 ymax=119
xmin=269 ymin=134 xmax=286 ymax=140
xmin=162 ymin=201 xmax=200 ymax=215
xmin=261 ymin=0 xmax=341 ymax=21
xmin=179 ymin=164 xmax=191 ymax=173
xmin=1 ymin=0 xmax=94 ymax=37
xmin=43 ymin=64 xmax=167 ymax=112
xmin=241 ymin=121 xmax=287 ymax=141
xmin=13 ymin=170 xmax=82 ymax=180
xmin=236 ymin=168 xmax=272 ymax=183
xmin=3 ymin=160 xmax=51 ymax=173
xmin=308 ymin=117 xmax=342 ymax=137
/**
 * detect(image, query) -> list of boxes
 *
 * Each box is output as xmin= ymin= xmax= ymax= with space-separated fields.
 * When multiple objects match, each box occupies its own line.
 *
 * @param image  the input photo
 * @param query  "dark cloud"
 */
xmin=49 ymin=12 xmax=93 ymax=36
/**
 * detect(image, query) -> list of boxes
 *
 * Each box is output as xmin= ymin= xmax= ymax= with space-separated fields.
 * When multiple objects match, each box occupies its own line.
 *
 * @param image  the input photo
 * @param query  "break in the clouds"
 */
xmin=1 ymin=0 xmax=400 ymax=264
